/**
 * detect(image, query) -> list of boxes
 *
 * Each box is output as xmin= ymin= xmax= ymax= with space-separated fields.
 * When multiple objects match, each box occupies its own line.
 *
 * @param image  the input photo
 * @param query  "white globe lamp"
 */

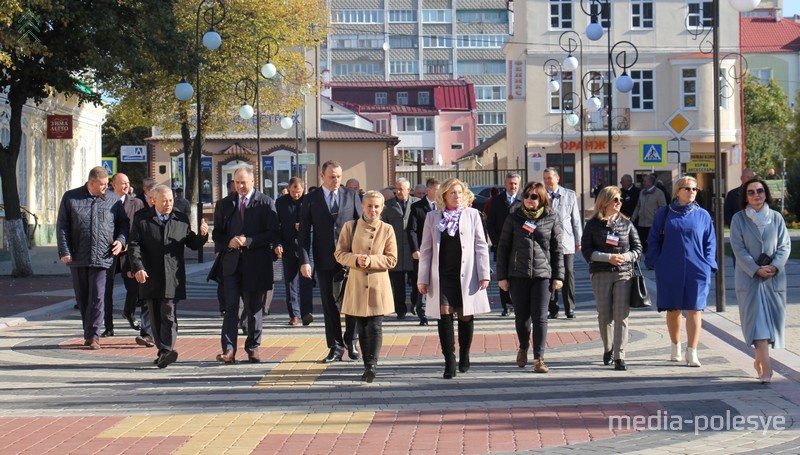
xmin=587 ymin=96 xmax=602 ymax=112
xmin=202 ymin=29 xmax=222 ymax=51
xmin=261 ymin=62 xmax=277 ymax=79
xmin=586 ymin=22 xmax=603 ymax=41
xmin=239 ymin=104 xmax=254 ymax=120
xmin=566 ymin=113 xmax=580 ymax=127
xmin=615 ymin=73 xmax=634 ymax=93
xmin=547 ymin=79 xmax=560 ymax=93
xmin=563 ymin=55 xmax=579 ymax=72
xmin=175 ymin=80 xmax=194 ymax=101
xmin=280 ymin=116 xmax=294 ymax=129
xmin=728 ymin=0 xmax=761 ymax=12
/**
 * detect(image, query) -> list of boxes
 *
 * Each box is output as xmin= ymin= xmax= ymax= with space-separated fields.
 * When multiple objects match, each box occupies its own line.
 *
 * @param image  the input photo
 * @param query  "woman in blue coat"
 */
xmin=730 ymin=179 xmax=791 ymax=384
xmin=645 ymin=176 xmax=717 ymax=367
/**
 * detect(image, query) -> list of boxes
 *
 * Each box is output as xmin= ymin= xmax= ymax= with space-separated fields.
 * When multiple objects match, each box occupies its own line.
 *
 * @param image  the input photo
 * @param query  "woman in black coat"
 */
xmin=496 ymin=181 xmax=564 ymax=373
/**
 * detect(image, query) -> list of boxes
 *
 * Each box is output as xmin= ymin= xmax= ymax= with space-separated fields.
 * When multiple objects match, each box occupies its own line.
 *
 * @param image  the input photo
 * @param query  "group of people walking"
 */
xmin=57 ymin=164 xmax=790 ymax=385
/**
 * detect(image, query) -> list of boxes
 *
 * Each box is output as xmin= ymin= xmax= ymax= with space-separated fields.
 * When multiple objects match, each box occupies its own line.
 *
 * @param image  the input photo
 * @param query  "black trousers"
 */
xmin=356 ymin=315 xmax=384 ymax=367
xmin=146 ymin=298 xmax=178 ymax=353
xmin=71 ymin=266 xmax=107 ymax=341
xmin=103 ymin=258 xmax=119 ymax=331
xmin=637 ymin=226 xmax=651 ymax=254
xmin=510 ymin=277 xmax=550 ymax=360
xmin=221 ymin=272 xmax=264 ymax=354
xmin=389 ymin=270 xmax=413 ymax=316
xmin=318 ymin=268 xmax=356 ymax=350
xmin=282 ymin=254 xmax=314 ymax=318
xmin=549 ymin=253 xmax=575 ymax=315
xmin=411 ymin=260 xmax=426 ymax=319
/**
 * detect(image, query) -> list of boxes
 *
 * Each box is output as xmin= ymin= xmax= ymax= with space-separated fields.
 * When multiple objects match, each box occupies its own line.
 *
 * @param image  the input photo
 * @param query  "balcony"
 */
xmin=585 ymin=108 xmax=630 ymax=131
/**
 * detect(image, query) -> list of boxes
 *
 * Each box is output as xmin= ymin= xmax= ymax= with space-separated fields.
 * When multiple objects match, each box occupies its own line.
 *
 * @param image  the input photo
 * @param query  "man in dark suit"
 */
xmin=485 ymin=172 xmax=521 ymax=316
xmin=299 ymin=160 xmax=363 ymax=362
xmin=382 ymin=178 xmax=419 ymax=319
xmin=128 ymin=185 xmax=208 ymax=368
xmin=274 ymin=177 xmax=314 ymax=326
xmin=619 ymin=174 xmax=640 ymax=218
xmin=172 ymin=187 xmax=191 ymax=214
xmin=407 ymin=177 xmax=440 ymax=326
xmin=213 ymin=166 xmax=279 ymax=364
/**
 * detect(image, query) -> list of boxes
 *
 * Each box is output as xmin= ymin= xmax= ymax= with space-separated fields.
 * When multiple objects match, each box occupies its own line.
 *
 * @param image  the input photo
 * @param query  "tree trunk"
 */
xmin=0 ymin=83 xmax=33 ymax=276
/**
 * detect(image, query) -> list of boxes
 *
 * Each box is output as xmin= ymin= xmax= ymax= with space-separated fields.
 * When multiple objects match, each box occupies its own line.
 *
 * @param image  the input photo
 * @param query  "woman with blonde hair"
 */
xmin=581 ymin=186 xmax=642 ymax=371
xmin=646 ymin=176 xmax=716 ymax=367
xmin=417 ymin=178 xmax=491 ymax=378
xmin=335 ymin=191 xmax=398 ymax=383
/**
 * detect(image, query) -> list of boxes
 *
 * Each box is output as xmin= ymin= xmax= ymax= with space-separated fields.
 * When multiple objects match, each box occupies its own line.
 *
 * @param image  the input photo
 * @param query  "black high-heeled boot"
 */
xmin=458 ymin=317 xmax=474 ymax=373
xmin=438 ymin=314 xmax=456 ymax=379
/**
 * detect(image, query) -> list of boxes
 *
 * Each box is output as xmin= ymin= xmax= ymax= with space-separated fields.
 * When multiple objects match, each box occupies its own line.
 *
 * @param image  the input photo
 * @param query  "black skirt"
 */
xmin=439 ymin=275 xmax=463 ymax=309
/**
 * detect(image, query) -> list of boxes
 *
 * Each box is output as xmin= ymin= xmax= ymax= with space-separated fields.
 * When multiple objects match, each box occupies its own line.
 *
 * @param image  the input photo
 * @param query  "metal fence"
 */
xmin=396 ymin=168 xmax=525 ymax=188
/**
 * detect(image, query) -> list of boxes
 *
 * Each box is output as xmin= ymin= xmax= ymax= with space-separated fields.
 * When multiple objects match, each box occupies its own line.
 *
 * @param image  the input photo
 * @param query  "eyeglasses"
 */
xmin=746 ymin=188 xmax=766 ymax=196
xmin=681 ymin=187 xmax=698 ymax=192
xmin=611 ymin=197 xmax=621 ymax=204
xmin=523 ymin=193 xmax=539 ymax=200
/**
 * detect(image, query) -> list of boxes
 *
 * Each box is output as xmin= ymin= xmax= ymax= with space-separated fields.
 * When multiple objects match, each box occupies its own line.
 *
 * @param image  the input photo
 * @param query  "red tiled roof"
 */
xmin=220 ymin=142 xmax=256 ymax=155
xmin=741 ymin=17 xmax=800 ymax=53
xmin=318 ymin=119 xmax=399 ymax=143
xmin=338 ymin=101 xmax=439 ymax=115
xmin=328 ymin=80 xmax=472 ymax=89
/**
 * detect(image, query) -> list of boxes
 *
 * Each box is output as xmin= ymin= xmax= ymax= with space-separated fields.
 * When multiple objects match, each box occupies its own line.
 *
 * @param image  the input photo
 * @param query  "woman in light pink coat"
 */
xmin=417 ymin=178 xmax=491 ymax=379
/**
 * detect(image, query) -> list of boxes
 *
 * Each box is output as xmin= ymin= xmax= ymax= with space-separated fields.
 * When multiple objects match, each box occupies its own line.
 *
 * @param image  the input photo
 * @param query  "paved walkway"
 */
xmin=1 ymin=247 xmax=800 ymax=453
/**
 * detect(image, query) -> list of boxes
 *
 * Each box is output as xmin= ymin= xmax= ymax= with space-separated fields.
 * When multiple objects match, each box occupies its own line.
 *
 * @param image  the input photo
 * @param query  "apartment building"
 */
xmin=505 ymin=0 xmax=745 ymax=215
xmin=322 ymin=0 xmax=511 ymax=144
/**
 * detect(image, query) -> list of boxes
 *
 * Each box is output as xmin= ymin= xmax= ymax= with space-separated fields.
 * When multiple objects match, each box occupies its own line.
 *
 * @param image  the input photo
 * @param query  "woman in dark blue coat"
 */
xmin=645 ymin=176 xmax=716 ymax=368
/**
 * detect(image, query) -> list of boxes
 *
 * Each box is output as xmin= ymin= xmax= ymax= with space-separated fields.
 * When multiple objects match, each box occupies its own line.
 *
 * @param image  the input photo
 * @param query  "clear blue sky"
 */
xmin=784 ymin=0 xmax=800 ymax=17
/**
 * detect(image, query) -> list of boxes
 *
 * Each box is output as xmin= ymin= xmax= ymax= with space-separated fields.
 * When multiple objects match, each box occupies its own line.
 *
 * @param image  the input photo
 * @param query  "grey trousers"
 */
xmin=590 ymin=270 xmax=632 ymax=360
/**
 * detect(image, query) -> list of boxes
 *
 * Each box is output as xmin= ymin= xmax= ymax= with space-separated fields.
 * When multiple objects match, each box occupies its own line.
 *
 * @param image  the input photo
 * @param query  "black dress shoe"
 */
xmin=603 ymin=351 xmax=613 ymax=365
xmin=364 ymin=365 xmax=376 ymax=383
xmin=323 ymin=347 xmax=343 ymax=363
xmin=410 ymin=307 xmax=417 ymax=316
xmin=157 ymin=350 xmax=178 ymax=369
xmin=614 ymin=359 xmax=627 ymax=371
xmin=397 ymin=313 xmax=406 ymax=320
xmin=547 ymin=313 xmax=557 ymax=320
xmin=302 ymin=314 xmax=314 ymax=326
xmin=348 ymin=343 xmax=361 ymax=361
xmin=500 ymin=309 xmax=509 ymax=316
xmin=419 ymin=318 xmax=429 ymax=326
xmin=566 ymin=313 xmax=576 ymax=319
xmin=124 ymin=314 xmax=141 ymax=331
xmin=101 ymin=329 xmax=114 ymax=337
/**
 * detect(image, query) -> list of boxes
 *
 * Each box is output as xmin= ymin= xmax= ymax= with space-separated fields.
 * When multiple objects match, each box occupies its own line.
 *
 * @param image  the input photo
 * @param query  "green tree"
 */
xmin=743 ymin=74 xmax=791 ymax=178
xmin=0 ymin=1 xmax=180 ymax=276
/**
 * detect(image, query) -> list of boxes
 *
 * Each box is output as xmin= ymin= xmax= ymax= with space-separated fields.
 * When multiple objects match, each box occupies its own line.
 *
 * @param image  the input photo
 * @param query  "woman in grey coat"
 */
xmin=730 ymin=178 xmax=791 ymax=384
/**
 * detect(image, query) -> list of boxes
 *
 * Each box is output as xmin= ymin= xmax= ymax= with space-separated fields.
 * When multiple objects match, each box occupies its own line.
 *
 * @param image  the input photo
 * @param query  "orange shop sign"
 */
xmin=47 ymin=115 xmax=73 ymax=139
xmin=559 ymin=140 xmax=607 ymax=151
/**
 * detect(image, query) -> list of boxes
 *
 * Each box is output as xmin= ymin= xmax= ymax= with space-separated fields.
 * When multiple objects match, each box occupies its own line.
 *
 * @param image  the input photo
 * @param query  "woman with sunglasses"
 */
xmin=581 ymin=186 xmax=642 ymax=371
xmin=496 ymin=182 xmax=563 ymax=373
xmin=646 ymin=176 xmax=717 ymax=367
xmin=730 ymin=179 xmax=790 ymax=384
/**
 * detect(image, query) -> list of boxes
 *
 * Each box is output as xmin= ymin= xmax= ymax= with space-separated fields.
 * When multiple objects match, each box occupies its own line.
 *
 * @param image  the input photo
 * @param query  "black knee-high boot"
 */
xmin=458 ymin=317 xmax=474 ymax=373
xmin=356 ymin=318 xmax=371 ymax=381
xmin=438 ymin=314 xmax=456 ymax=379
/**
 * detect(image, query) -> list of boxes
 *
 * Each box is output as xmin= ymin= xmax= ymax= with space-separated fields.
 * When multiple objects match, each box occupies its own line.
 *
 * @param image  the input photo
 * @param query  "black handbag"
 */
xmin=335 ymin=219 xmax=358 ymax=304
xmin=755 ymin=253 xmax=772 ymax=266
xmin=630 ymin=261 xmax=652 ymax=308
xmin=207 ymin=252 xmax=224 ymax=284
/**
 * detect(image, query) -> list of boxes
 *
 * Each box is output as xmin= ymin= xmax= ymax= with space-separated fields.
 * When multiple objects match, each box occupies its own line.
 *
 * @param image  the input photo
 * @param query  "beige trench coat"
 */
xmin=335 ymin=217 xmax=398 ymax=317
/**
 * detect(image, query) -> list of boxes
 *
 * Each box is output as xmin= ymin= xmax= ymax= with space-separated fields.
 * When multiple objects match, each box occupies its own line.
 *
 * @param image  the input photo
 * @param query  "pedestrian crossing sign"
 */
xmin=639 ymin=140 xmax=667 ymax=166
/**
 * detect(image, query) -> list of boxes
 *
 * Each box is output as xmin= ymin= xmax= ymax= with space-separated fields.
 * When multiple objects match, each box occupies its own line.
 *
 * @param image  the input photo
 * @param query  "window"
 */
xmin=751 ymin=68 xmax=772 ymax=85
xmin=550 ymin=0 xmax=573 ymax=30
xmin=451 ymin=143 xmax=464 ymax=150
xmin=630 ymin=69 xmax=654 ymax=111
xmin=687 ymin=2 xmax=713 ymax=28
xmin=389 ymin=10 xmax=416 ymax=22
xmin=398 ymin=117 xmax=433 ymax=131
xmin=546 ymin=153 xmax=576 ymax=190
xmin=590 ymin=153 xmax=617 ymax=193
xmin=477 ymin=112 xmax=506 ymax=125
xmin=458 ymin=60 xmax=505 ymax=75
xmin=423 ymin=35 xmax=452 ymax=48
xmin=418 ymin=91 xmax=430 ymax=105
xmin=388 ymin=34 xmax=417 ymax=49
xmin=390 ymin=60 xmax=418 ymax=74
xmin=375 ymin=92 xmax=388 ymax=105
xmin=631 ymin=0 xmax=653 ymax=28
xmin=450 ymin=125 xmax=463 ymax=132
xmin=681 ymin=68 xmax=697 ymax=109
xmin=584 ymin=70 xmax=611 ymax=113
xmin=374 ymin=119 xmax=388 ymax=133
xmin=422 ymin=9 xmax=452 ymax=23
xmin=397 ymin=148 xmax=435 ymax=165
xmin=329 ymin=34 xmax=383 ymax=49
xmin=331 ymin=9 xmax=383 ymax=24
xmin=424 ymin=59 xmax=452 ymax=74
xmin=457 ymin=10 xmax=508 ymax=24
xmin=475 ymin=86 xmax=506 ymax=101
xmin=333 ymin=62 xmax=383 ymax=76
xmin=397 ymin=92 xmax=409 ymax=105
xmin=456 ymin=34 xmax=508 ymax=48
xmin=548 ymin=72 xmax=575 ymax=112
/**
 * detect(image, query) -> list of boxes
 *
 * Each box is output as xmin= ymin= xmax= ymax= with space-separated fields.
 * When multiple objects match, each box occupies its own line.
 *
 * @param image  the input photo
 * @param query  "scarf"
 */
xmin=519 ymin=205 xmax=544 ymax=221
xmin=438 ymin=206 xmax=464 ymax=236
xmin=668 ymin=200 xmax=700 ymax=216
xmin=745 ymin=205 xmax=771 ymax=234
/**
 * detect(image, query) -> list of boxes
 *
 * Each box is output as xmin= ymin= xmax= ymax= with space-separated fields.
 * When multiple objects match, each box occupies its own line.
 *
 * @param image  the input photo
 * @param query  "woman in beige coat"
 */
xmin=335 ymin=190 xmax=398 ymax=383
xmin=417 ymin=178 xmax=491 ymax=379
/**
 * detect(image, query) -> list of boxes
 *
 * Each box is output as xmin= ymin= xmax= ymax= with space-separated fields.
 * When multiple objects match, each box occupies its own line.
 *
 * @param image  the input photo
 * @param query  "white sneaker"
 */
xmin=670 ymin=342 xmax=683 ymax=362
xmin=686 ymin=347 xmax=701 ymax=367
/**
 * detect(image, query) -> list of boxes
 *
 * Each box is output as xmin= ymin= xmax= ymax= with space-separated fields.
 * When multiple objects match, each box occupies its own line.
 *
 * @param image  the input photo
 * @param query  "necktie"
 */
xmin=240 ymin=196 xmax=247 ymax=221
xmin=430 ymin=201 xmax=435 ymax=211
xmin=329 ymin=191 xmax=339 ymax=217
xmin=508 ymin=195 xmax=513 ymax=205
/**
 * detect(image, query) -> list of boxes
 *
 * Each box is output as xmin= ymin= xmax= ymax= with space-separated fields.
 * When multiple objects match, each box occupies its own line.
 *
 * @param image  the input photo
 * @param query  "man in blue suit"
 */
xmin=213 ymin=166 xmax=279 ymax=364
xmin=299 ymin=160 xmax=363 ymax=362
xmin=274 ymin=177 xmax=314 ymax=326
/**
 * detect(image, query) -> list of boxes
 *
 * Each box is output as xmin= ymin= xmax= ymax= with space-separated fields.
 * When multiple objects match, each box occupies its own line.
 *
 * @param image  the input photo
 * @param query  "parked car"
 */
xmin=470 ymin=185 xmax=504 ymax=213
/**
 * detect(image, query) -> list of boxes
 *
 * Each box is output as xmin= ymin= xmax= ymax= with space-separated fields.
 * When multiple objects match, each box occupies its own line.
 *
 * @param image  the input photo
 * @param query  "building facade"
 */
xmin=741 ymin=11 xmax=800 ymax=100
xmin=323 ymin=0 xmax=511 ymax=144
xmin=505 ymin=0 xmax=745 ymax=217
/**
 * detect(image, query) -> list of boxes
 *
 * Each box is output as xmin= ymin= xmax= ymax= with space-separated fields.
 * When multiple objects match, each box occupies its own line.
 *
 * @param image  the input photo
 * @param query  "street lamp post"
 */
xmin=580 ymin=0 xmax=638 ymax=187
xmin=543 ymin=59 xmax=565 ymax=180
xmin=174 ymin=0 xmax=226 ymax=263
xmin=560 ymin=31 xmax=584 ymax=213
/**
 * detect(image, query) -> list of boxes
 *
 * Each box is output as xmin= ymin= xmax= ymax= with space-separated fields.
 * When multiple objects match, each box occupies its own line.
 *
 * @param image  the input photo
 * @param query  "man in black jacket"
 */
xmin=407 ymin=178 xmax=440 ymax=325
xmin=57 ymin=167 xmax=128 ymax=350
xmin=619 ymin=174 xmax=639 ymax=218
xmin=128 ymin=185 xmax=208 ymax=368
xmin=485 ymin=173 xmax=521 ymax=316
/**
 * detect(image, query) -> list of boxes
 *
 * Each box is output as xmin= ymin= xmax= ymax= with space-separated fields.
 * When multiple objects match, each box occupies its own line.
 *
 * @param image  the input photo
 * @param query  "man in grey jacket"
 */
xmin=57 ymin=167 xmax=129 ymax=350
xmin=543 ymin=168 xmax=582 ymax=319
